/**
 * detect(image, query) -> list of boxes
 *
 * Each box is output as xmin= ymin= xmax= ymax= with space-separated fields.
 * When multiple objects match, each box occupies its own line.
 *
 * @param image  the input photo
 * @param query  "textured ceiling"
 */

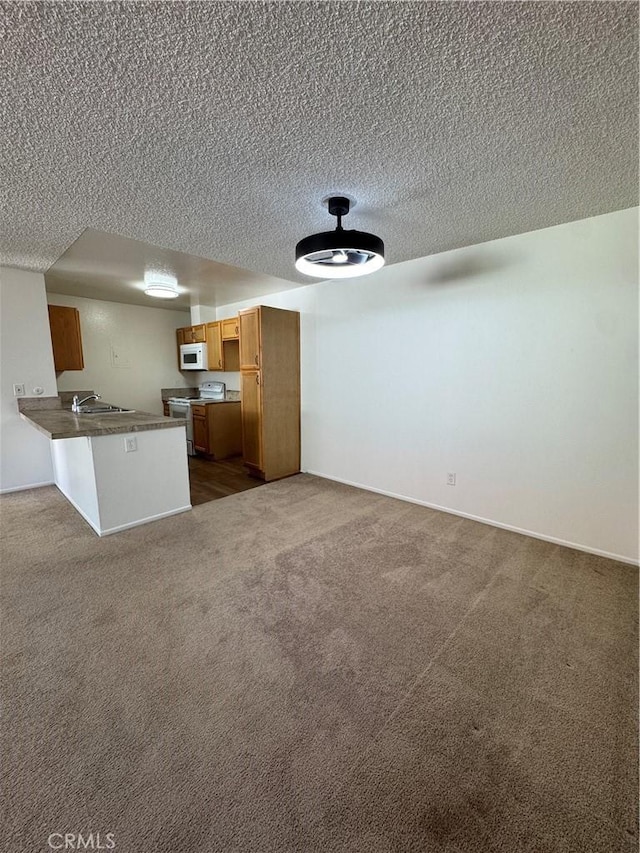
xmin=1 ymin=1 xmax=637 ymax=306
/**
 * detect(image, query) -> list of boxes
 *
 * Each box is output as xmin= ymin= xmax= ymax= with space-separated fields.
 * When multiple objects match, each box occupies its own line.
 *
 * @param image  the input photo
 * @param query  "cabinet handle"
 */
xmin=256 ymin=374 xmax=260 ymax=385
xmin=218 ymin=359 xmax=222 ymax=367
xmin=235 ymin=326 xmax=239 ymax=336
xmin=254 ymin=355 xmax=259 ymax=365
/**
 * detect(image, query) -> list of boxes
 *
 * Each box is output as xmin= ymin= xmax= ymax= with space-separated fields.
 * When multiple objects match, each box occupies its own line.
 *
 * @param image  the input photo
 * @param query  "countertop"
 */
xmin=19 ymin=397 xmax=185 ymax=441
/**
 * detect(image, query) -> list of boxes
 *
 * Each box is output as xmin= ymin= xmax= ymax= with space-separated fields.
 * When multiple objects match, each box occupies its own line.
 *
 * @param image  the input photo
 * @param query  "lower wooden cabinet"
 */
xmin=192 ymin=406 xmax=208 ymax=453
xmin=191 ymin=402 xmax=242 ymax=459
xmin=48 ymin=305 xmax=84 ymax=371
xmin=240 ymin=371 xmax=262 ymax=470
xmin=163 ymin=402 xmax=170 ymax=417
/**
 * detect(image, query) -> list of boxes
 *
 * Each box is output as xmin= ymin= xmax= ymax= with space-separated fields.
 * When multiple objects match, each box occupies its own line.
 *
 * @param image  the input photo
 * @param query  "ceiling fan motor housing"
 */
xmin=295 ymin=195 xmax=385 ymax=278
xmin=295 ymin=229 xmax=384 ymax=261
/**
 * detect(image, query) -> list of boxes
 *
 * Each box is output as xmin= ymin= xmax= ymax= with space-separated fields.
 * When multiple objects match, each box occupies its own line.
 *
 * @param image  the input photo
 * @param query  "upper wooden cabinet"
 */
xmin=204 ymin=321 xmax=240 ymax=372
xmin=176 ymin=324 xmax=209 ymax=368
xmin=239 ymin=306 xmax=300 ymax=482
xmin=48 ymin=305 xmax=84 ymax=371
xmin=191 ymin=324 xmax=206 ymax=343
xmin=239 ymin=307 xmax=261 ymax=369
xmin=175 ymin=321 xmax=240 ymax=372
xmin=206 ymin=322 xmax=224 ymax=371
xmin=221 ymin=317 xmax=240 ymax=340
xmin=177 ymin=324 xmax=206 ymax=345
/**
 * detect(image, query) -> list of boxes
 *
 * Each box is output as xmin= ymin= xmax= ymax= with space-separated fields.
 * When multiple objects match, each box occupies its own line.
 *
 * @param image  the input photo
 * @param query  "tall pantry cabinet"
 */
xmin=239 ymin=305 xmax=300 ymax=481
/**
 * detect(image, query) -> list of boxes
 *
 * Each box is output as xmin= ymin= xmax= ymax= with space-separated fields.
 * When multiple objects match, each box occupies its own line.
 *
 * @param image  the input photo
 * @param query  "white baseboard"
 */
xmin=56 ymin=486 xmax=191 ymax=537
xmin=97 ymin=505 xmax=192 ymax=536
xmin=304 ymin=470 xmax=639 ymax=567
xmin=0 ymin=479 xmax=55 ymax=494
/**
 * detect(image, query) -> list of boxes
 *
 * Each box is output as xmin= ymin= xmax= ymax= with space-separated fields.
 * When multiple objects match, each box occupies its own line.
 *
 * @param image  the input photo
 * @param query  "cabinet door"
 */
xmin=241 ymin=370 xmax=262 ymax=470
xmin=206 ymin=322 xmax=224 ymax=370
xmin=221 ymin=317 xmax=240 ymax=340
xmin=176 ymin=328 xmax=185 ymax=368
xmin=191 ymin=324 xmax=206 ymax=343
xmin=208 ymin=403 xmax=242 ymax=460
xmin=192 ymin=408 xmax=208 ymax=453
xmin=239 ymin=307 xmax=260 ymax=369
xmin=48 ymin=305 xmax=84 ymax=371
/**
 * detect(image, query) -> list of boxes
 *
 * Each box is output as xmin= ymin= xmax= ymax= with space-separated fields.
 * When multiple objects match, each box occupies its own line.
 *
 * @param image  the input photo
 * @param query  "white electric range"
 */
xmin=167 ymin=381 xmax=226 ymax=456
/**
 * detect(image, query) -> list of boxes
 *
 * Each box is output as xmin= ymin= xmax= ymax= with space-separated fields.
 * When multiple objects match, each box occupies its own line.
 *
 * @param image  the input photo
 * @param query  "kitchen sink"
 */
xmin=76 ymin=405 xmax=135 ymax=414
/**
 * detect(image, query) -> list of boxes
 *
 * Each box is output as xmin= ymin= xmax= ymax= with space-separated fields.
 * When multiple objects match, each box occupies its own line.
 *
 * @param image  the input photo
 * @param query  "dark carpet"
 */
xmin=1 ymin=474 xmax=637 ymax=852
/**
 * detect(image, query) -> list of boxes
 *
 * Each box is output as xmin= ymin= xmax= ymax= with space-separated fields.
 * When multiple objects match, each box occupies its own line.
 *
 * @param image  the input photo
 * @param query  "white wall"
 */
xmin=52 ymin=428 xmax=190 ymax=536
xmin=0 ymin=268 xmax=58 ymax=492
xmin=47 ymin=293 xmax=191 ymax=414
xmin=91 ymin=428 xmax=190 ymax=534
xmin=51 ymin=435 xmax=100 ymax=529
xmin=219 ymin=208 xmax=639 ymax=564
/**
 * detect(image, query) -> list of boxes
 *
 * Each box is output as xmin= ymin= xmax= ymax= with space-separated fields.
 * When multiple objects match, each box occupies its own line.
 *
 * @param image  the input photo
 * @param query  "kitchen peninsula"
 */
xmin=19 ymin=395 xmax=191 ymax=536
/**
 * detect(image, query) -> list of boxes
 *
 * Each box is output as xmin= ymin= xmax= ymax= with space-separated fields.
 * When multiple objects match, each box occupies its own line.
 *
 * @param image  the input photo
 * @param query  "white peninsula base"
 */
xmin=51 ymin=427 xmax=191 ymax=536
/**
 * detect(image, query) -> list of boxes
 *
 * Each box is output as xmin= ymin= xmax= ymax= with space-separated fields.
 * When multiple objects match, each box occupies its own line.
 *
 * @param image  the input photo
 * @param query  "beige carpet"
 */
xmin=1 ymin=474 xmax=637 ymax=852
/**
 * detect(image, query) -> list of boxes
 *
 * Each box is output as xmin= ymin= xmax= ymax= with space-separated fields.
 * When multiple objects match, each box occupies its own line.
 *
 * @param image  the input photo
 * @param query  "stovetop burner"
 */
xmin=168 ymin=381 xmax=226 ymax=405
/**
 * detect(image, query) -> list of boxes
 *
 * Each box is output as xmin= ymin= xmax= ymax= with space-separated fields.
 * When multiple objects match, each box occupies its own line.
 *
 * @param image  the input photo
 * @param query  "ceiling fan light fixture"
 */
xmin=295 ymin=196 xmax=385 ymax=279
xmin=144 ymin=271 xmax=180 ymax=299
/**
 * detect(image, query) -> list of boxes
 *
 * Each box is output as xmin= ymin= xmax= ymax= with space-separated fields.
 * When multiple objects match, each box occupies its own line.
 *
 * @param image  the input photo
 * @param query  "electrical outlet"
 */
xmin=447 ymin=473 xmax=456 ymax=486
xmin=124 ymin=437 xmax=137 ymax=453
xmin=13 ymin=383 xmax=25 ymax=396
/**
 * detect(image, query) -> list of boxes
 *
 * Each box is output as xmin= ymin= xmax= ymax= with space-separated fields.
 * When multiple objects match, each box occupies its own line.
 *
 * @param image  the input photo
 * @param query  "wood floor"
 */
xmin=188 ymin=454 xmax=264 ymax=505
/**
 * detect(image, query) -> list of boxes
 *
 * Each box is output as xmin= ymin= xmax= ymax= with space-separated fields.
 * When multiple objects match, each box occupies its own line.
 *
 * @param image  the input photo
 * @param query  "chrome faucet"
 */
xmin=72 ymin=393 xmax=101 ymax=413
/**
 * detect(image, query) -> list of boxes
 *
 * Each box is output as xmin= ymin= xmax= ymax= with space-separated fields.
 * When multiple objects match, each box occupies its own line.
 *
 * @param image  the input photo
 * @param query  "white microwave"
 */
xmin=179 ymin=342 xmax=208 ymax=370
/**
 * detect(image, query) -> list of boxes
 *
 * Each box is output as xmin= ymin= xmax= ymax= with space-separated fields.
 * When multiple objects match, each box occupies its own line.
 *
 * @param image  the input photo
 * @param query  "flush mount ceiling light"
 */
xmin=144 ymin=271 xmax=180 ymax=299
xmin=295 ymin=196 xmax=385 ymax=278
